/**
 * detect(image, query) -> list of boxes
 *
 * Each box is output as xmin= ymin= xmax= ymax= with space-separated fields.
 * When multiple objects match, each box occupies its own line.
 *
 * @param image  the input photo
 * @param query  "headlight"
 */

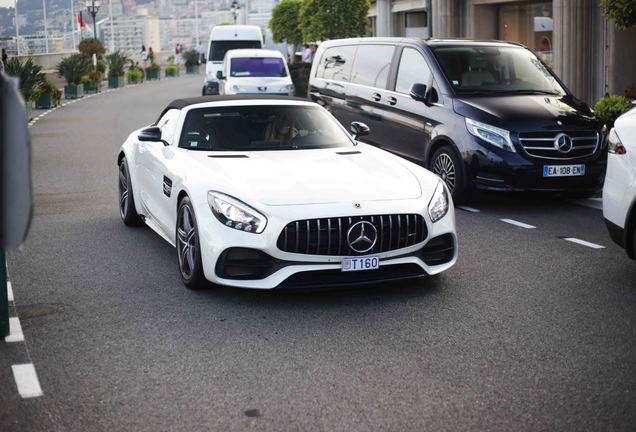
xmin=428 ymin=181 xmax=449 ymax=223
xmin=231 ymin=84 xmax=243 ymax=93
xmin=279 ymin=84 xmax=295 ymax=93
xmin=207 ymin=191 xmax=267 ymax=233
xmin=465 ymin=118 xmax=515 ymax=152
xmin=608 ymin=128 xmax=627 ymax=155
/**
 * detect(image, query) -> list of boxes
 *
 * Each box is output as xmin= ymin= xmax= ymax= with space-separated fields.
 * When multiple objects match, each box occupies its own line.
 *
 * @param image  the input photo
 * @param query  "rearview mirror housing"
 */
xmin=350 ymin=121 xmax=370 ymax=140
xmin=409 ymin=83 xmax=431 ymax=105
xmin=216 ymin=70 xmax=225 ymax=80
xmin=138 ymin=127 xmax=162 ymax=142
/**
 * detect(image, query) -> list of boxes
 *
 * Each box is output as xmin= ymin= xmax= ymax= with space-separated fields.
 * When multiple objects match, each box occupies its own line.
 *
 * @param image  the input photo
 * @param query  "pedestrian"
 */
xmin=175 ymin=43 xmax=182 ymax=65
xmin=140 ymin=45 xmax=148 ymax=68
xmin=196 ymin=41 xmax=205 ymax=64
xmin=301 ymin=44 xmax=312 ymax=64
xmin=1 ymin=48 xmax=8 ymax=71
xmin=148 ymin=46 xmax=154 ymax=64
xmin=309 ymin=44 xmax=317 ymax=64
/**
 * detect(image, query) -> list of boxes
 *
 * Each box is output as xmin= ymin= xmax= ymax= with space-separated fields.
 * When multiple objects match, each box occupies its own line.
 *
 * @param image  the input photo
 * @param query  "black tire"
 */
xmin=176 ymin=197 xmax=207 ymax=289
xmin=201 ymin=86 xmax=207 ymax=96
xmin=430 ymin=146 xmax=466 ymax=203
xmin=118 ymin=157 xmax=142 ymax=226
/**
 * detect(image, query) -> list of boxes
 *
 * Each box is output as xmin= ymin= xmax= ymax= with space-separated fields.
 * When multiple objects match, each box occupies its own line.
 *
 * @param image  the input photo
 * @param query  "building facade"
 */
xmin=103 ymin=14 xmax=161 ymax=55
xmin=370 ymin=0 xmax=636 ymax=105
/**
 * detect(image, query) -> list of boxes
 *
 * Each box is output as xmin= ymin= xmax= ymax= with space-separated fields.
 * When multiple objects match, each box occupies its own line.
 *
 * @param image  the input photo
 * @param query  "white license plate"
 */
xmin=341 ymin=256 xmax=379 ymax=272
xmin=543 ymin=164 xmax=586 ymax=177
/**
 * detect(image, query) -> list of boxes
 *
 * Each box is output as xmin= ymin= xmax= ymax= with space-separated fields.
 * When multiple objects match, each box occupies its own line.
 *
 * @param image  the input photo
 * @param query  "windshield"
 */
xmin=179 ymin=105 xmax=354 ymax=151
xmin=230 ymin=57 xmax=287 ymax=78
xmin=208 ymin=40 xmax=262 ymax=62
xmin=432 ymin=46 xmax=565 ymax=96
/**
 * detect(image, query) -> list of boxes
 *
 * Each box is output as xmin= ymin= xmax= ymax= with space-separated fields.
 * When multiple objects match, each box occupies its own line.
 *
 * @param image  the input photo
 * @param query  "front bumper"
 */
xmin=196 ymin=200 xmax=457 ymax=289
xmin=463 ymin=135 xmax=606 ymax=193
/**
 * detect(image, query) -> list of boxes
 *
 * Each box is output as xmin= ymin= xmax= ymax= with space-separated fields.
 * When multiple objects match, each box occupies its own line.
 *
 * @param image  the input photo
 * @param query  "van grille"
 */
xmin=277 ymin=214 xmax=428 ymax=256
xmin=518 ymin=130 xmax=599 ymax=159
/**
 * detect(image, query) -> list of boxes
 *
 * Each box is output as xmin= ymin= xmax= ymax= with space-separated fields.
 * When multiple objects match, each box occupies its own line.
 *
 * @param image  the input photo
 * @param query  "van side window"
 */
xmin=318 ymin=46 xmax=356 ymax=82
xmin=395 ymin=48 xmax=432 ymax=94
xmin=350 ymin=45 xmax=394 ymax=89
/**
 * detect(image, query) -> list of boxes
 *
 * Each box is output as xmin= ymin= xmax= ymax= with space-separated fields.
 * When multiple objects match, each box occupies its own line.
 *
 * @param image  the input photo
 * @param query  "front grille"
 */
xmin=277 ymin=214 xmax=428 ymax=256
xmin=518 ymin=130 xmax=599 ymax=159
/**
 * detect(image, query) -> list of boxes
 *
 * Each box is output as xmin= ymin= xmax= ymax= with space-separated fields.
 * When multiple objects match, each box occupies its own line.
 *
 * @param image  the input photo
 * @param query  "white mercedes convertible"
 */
xmin=117 ymin=96 xmax=457 ymax=289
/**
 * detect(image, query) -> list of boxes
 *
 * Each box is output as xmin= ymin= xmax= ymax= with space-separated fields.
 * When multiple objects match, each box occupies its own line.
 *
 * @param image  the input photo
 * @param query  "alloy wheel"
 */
xmin=118 ymin=163 xmax=129 ymax=218
xmin=432 ymin=153 xmax=456 ymax=192
xmin=177 ymin=205 xmax=197 ymax=279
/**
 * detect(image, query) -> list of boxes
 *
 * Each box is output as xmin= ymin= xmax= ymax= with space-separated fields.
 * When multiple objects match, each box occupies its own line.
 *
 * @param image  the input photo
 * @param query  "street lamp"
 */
xmin=231 ymin=0 xmax=240 ymax=25
xmin=86 ymin=0 xmax=101 ymax=40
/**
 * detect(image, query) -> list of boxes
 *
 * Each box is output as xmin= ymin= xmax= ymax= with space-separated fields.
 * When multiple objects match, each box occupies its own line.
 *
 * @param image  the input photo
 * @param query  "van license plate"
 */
xmin=543 ymin=164 xmax=586 ymax=177
xmin=341 ymin=256 xmax=379 ymax=272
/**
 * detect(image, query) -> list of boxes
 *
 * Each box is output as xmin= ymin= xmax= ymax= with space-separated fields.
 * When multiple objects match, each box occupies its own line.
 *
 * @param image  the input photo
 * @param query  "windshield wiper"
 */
xmin=498 ymin=89 xmax=561 ymax=96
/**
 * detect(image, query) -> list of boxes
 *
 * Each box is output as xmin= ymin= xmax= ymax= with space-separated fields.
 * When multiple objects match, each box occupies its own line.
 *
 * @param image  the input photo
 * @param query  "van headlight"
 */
xmin=465 ymin=118 xmax=515 ymax=152
xmin=428 ymin=181 xmax=449 ymax=223
xmin=207 ymin=191 xmax=267 ymax=233
xmin=231 ymin=84 xmax=244 ymax=93
xmin=279 ymin=84 xmax=295 ymax=93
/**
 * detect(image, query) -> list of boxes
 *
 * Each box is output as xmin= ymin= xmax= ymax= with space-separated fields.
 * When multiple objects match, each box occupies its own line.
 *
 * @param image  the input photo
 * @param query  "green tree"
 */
xmin=602 ymin=0 xmax=636 ymax=30
xmin=300 ymin=0 xmax=370 ymax=41
xmin=270 ymin=0 xmax=304 ymax=45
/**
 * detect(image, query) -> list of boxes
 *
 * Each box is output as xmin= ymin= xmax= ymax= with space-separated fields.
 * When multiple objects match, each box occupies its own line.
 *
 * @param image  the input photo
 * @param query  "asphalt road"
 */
xmin=2 ymin=75 xmax=636 ymax=431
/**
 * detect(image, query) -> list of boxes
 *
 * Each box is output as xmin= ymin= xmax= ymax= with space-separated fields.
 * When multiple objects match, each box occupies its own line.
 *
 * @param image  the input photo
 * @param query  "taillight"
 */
xmin=608 ymin=128 xmax=627 ymax=155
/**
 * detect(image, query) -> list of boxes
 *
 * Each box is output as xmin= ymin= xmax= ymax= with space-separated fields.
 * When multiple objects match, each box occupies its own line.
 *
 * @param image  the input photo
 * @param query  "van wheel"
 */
xmin=430 ymin=146 xmax=465 ymax=202
xmin=201 ymin=86 xmax=207 ymax=96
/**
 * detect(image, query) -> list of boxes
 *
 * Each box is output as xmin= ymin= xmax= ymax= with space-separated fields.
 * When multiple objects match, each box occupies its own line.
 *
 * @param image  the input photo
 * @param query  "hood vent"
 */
xmin=336 ymin=151 xmax=361 ymax=155
xmin=208 ymin=154 xmax=249 ymax=159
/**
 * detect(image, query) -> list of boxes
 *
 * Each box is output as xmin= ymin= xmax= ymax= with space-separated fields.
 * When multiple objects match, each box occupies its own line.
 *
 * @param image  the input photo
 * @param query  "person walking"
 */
xmin=301 ymin=44 xmax=312 ymax=64
xmin=140 ymin=45 xmax=148 ymax=68
xmin=0 ymin=48 xmax=8 ymax=72
xmin=147 ymin=47 xmax=155 ymax=64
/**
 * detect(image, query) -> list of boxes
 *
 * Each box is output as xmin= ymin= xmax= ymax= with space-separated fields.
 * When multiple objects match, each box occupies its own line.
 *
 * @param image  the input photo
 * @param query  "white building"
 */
xmin=103 ymin=15 xmax=161 ymax=55
xmin=369 ymin=0 xmax=429 ymax=38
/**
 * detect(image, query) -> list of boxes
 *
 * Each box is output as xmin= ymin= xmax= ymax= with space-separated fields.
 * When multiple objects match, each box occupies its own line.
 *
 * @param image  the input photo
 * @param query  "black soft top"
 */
xmin=156 ymin=95 xmax=311 ymax=123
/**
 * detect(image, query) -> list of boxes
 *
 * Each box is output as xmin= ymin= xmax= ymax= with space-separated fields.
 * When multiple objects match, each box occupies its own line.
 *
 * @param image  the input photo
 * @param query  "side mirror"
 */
xmin=216 ymin=70 xmax=225 ymax=80
xmin=350 ymin=121 xmax=370 ymax=139
xmin=409 ymin=83 xmax=431 ymax=106
xmin=138 ymin=127 xmax=169 ymax=146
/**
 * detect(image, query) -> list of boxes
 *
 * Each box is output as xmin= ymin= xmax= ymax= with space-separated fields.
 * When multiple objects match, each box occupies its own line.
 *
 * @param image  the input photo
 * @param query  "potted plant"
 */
xmin=165 ymin=55 xmax=179 ymax=77
xmin=81 ymin=70 xmax=102 ymax=93
xmin=127 ymin=61 xmax=145 ymax=84
xmin=34 ymin=79 xmax=61 ymax=109
xmin=4 ymin=57 xmax=46 ymax=119
xmin=182 ymin=49 xmax=200 ymax=74
xmin=107 ymin=51 xmax=129 ymax=88
xmin=57 ymin=54 xmax=90 ymax=99
xmin=145 ymin=62 xmax=161 ymax=80
xmin=594 ymin=95 xmax=633 ymax=129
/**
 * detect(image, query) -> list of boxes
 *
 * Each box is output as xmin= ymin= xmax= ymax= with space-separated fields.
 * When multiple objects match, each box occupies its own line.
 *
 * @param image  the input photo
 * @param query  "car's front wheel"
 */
xmin=430 ymin=146 xmax=465 ymax=202
xmin=176 ymin=197 xmax=207 ymax=289
xmin=118 ymin=157 xmax=142 ymax=226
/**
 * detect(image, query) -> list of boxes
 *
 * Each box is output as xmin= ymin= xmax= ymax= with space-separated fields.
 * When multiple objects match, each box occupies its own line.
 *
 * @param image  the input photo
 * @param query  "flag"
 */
xmin=77 ymin=11 xmax=86 ymax=28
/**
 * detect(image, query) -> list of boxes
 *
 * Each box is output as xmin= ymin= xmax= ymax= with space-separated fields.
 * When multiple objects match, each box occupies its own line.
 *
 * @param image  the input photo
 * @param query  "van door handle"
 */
xmin=387 ymin=96 xmax=397 ymax=106
xmin=372 ymin=93 xmax=382 ymax=102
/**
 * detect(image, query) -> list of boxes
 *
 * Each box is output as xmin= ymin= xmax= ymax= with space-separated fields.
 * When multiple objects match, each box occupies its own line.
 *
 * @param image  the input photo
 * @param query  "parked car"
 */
xmin=216 ymin=49 xmax=294 ymax=96
xmin=203 ymin=25 xmax=263 ymax=96
xmin=603 ymin=105 xmax=636 ymax=260
xmin=309 ymin=38 xmax=605 ymax=201
xmin=117 ymin=96 xmax=458 ymax=289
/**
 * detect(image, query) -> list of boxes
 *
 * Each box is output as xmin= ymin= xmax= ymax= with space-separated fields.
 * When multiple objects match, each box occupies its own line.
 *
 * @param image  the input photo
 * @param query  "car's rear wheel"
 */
xmin=176 ymin=197 xmax=207 ymax=289
xmin=118 ymin=157 xmax=142 ymax=226
xmin=430 ymin=146 xmax=465 ymax=202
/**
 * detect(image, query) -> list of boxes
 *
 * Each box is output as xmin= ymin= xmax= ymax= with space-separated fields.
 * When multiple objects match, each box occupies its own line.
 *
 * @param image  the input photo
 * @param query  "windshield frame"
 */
xmin=177 ymin=103 xmax=356 ymax=152
xmin=429 ymin=44 xmax=568 ymax=97
xmin=208 ymin=40 xmax=262 ymax=62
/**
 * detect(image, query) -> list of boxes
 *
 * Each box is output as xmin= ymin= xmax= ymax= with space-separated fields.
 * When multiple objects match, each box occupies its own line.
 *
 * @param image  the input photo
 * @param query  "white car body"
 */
xmin=118 ymin=97 xmax=458 ymax=289
xmin=219 ymin=49 xmax=294 ymax=96
xmin=203 ymin=25 xmax=263 ymax=95
xmin=603 ymin=104 xmax=636 ymax=259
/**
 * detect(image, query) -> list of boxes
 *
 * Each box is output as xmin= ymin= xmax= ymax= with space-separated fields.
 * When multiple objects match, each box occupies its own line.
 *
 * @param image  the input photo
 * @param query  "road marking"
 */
xmin=457 ymin=206 xmax=480 ymax=213
xmin=500 ymin=218 xmax=536 ymax=229
xmin=5 ymin=317 xmax=24 ymax=343
xmin=562 ymin=237 xmax=605 ymax=249
xmin=12 ymin=364 xmax=43 ymax=398
xmin=7 ymin=281 xmax=13 ymax=302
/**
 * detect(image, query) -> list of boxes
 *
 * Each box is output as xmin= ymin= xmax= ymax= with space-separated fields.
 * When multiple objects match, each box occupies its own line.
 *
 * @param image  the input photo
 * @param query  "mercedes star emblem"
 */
xmin=354 ymin=203 xmax=361 ymax=209
xmin=554 ymin=133 xmax=573 ymax=153
xmin=347 ymin=221 xmax=378 ymax=253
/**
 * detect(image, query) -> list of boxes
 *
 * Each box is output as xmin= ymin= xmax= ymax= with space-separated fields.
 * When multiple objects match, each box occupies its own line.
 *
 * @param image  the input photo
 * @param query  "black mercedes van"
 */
xmin=308 ymin=38 xmax=605 ymax=201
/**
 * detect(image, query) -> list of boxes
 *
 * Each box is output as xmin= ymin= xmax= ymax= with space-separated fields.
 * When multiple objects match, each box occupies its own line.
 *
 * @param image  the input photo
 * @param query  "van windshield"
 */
xmin=209 ymin=40 xmax=262 ymax=62
xmin=432 ymin=46 xmax=565 ymax=96
xmin=230 ymin=58 xmax=287 ymax=77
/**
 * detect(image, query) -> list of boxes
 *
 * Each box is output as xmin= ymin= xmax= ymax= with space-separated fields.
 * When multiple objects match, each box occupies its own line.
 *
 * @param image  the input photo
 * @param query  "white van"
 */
xmin=217 ymin=49 xmax=294 ymax=96
xmin=203 ymin=25 xmax=263 ymax=95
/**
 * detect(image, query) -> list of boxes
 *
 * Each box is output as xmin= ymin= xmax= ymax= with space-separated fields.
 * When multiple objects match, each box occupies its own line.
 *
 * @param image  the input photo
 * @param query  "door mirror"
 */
xmin=216 ymin=70 xmax=225 ymax=80
xmin=350 ymin=121 xmax=370 ymax=139
xmin=409 ymin=83 xmax=431 ymax=105
xmin=138 ymin=126 xmax=162 ymax=142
